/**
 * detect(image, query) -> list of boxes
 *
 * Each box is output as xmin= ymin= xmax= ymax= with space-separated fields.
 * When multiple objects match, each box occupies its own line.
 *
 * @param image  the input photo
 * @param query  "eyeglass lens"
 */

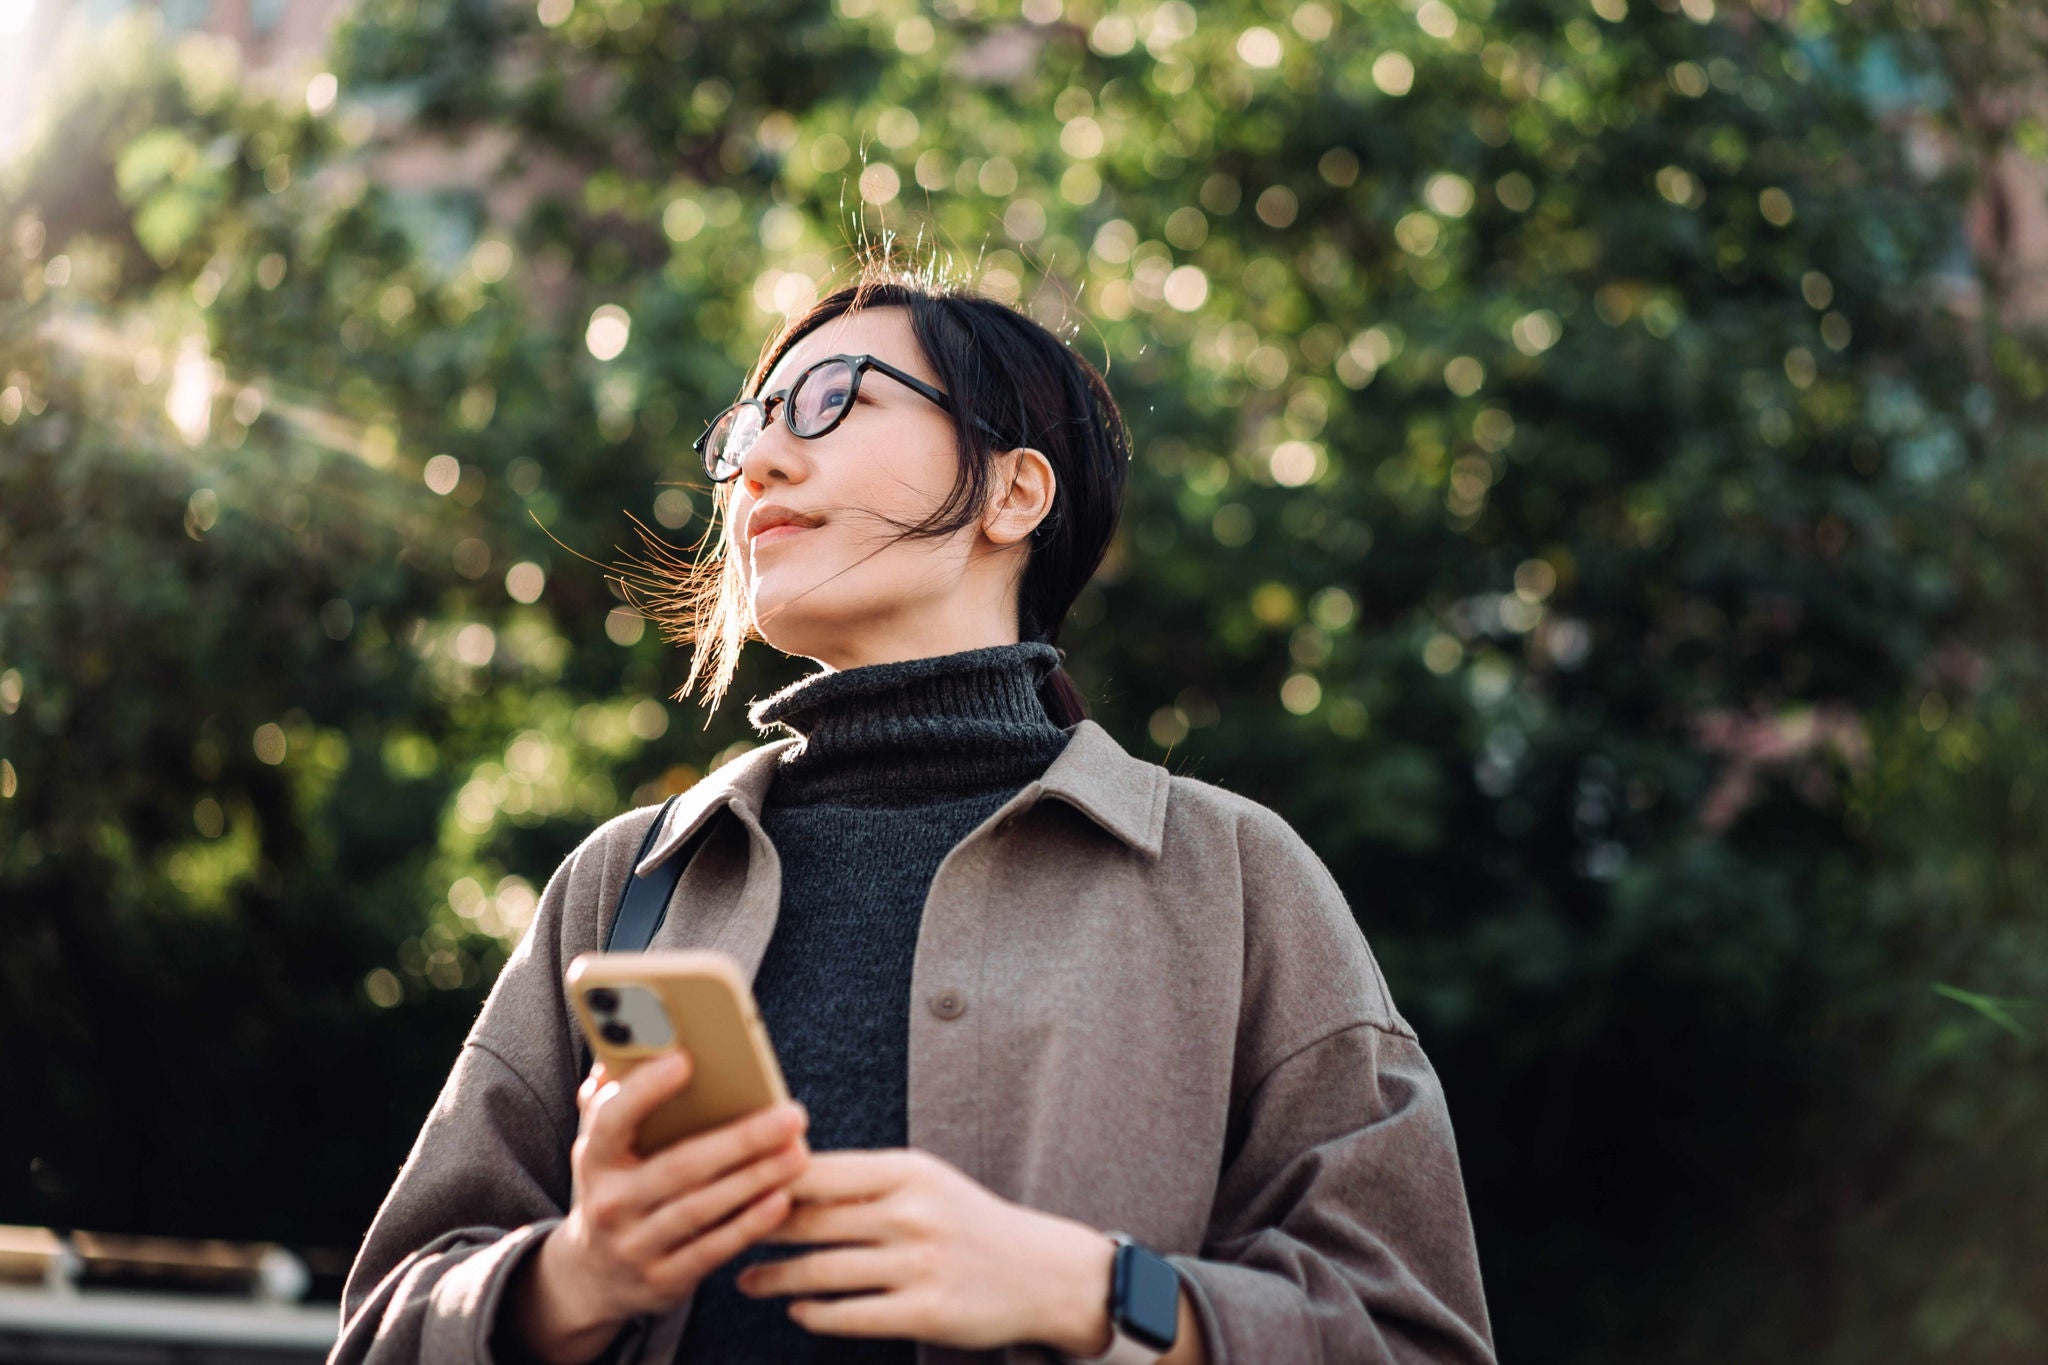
xmin=788 ymin=358 xmax=857 ymax=437
xmin=706 ymin=357 xmax=860 ymax=481
xmin=708 ymin=404 xmax=763 ymax=479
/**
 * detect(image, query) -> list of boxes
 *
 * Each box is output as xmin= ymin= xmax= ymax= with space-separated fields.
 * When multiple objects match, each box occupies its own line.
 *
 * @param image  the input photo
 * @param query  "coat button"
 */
xmin=930 ymin=989 xmax=966 ymax=1020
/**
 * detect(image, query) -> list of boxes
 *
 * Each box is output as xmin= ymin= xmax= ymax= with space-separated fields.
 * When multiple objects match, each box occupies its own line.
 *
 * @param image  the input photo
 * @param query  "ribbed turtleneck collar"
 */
xmin=746 ymin=641 xmax=1073 ymax=807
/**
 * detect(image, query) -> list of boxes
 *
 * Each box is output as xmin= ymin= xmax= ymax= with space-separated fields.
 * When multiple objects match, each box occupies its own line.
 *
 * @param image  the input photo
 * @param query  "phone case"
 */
xmin=565 ymin=950 xmax=791 ymax=1157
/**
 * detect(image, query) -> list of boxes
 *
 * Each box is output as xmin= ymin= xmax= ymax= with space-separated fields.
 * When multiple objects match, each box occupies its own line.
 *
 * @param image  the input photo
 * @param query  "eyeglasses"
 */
xmin=694 ymin=352 xmax=1013 ymax=484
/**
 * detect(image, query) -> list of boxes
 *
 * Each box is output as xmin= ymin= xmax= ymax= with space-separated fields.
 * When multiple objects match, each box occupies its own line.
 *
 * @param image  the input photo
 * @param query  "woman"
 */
xmin=331 ymin=264 xmax=1496 ymax=1365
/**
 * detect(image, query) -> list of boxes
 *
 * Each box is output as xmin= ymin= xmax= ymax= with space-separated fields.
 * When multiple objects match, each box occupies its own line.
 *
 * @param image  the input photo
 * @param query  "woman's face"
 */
xmin=720 ymin=306 xmax=1028 ymax=670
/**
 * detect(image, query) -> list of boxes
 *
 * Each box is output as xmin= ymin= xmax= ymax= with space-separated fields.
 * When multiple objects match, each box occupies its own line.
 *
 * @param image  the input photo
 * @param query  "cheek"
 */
xmin=851 ymin=440 xmax=963 ymax=524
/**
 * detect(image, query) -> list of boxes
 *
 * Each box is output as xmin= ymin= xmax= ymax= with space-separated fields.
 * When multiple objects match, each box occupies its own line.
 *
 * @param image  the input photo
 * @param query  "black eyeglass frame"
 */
xmin=693 ymin=352 xmax=1015 ymax=483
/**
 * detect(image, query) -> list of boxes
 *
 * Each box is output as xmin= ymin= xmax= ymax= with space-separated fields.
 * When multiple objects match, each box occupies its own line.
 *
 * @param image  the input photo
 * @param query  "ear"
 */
xmin=980 ymin=446 xmax=1058 ymax=547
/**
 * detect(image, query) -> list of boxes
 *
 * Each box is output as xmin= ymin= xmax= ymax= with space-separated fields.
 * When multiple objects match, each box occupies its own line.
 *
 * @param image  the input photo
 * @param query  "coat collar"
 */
xmin=633 ymin=717 xmax=1169 ymax=875
xmin=1034 ymin=718 xmax=1171 ymax=857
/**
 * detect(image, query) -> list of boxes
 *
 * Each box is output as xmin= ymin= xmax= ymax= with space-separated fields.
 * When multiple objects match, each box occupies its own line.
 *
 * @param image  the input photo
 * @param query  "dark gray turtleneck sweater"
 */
xmin=676 ymin=641 xmax=1073 ymax=1365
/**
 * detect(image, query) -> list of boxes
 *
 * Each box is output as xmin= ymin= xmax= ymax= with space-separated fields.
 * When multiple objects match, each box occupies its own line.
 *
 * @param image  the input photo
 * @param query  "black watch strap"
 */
xmin=1110 ymin=1237 xmax=1180 ymax=1352
xmin=1062 ymin=1232 xmax=1179 ymax=1363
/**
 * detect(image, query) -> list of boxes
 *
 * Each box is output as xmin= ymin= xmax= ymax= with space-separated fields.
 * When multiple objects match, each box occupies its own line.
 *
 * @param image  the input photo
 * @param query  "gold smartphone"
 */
xmin=565 ymin=950 xmax=792 ymax=1158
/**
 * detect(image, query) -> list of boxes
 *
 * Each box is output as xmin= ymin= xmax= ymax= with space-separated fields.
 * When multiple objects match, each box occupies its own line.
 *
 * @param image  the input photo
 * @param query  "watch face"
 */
xmin=1114 ymin=1244 xmax=1181 ymax=1350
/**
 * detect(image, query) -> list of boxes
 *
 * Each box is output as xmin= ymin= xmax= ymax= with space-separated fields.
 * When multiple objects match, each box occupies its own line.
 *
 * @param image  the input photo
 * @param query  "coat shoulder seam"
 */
xmin=1248 ymin=1016 xmax=1419 ymax=1100
xmin=464 ymin=1036 xmax=570 ymax=1137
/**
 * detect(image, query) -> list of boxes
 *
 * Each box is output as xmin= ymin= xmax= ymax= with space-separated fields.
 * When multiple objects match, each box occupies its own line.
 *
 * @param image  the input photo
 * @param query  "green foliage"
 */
xmin=3 ymin=0 xmax=2044 ymax=1356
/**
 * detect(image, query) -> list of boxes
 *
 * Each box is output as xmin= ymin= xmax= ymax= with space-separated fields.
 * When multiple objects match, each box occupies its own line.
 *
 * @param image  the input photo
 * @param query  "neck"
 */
xmin=767 ymin=542 xmax=1034 ymax=670
xmin=799 ymin=620 xmax=1022 ymax=672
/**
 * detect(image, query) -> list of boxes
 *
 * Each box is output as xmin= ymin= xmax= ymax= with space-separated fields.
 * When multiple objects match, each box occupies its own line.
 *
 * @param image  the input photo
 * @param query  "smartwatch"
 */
xmin=1060 ymin=1232 xmax=1180 ymax=1364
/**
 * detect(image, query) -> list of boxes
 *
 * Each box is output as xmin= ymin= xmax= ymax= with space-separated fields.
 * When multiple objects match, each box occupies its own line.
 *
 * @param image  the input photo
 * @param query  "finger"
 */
xmin=577 ymin=1061 xmax=611 ymax=1113
xmin=786 ymin=1289 xmax=928 ymax=1340
xmin=618 ymin=1137 xmax=809 ymax=1262
xmin=584 ymin=1049 xmax=694 ymax=1167
xmin=738 ymin=1244 xmax=921 ymax=1300
xmin=643 ymin=1184 xmax=793 ymax=1293
xmin=757 ymin=1193 xmax=894 ymax=1246
xmin=785 ymin=1150 xmax=923 ymax=1206
xmin=619 ymin=1100 xmax=807 ymax=1210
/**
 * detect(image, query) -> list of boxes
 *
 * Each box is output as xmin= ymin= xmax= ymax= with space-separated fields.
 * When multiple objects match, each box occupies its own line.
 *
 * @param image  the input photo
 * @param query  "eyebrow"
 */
xmin=758 ymin=359 xmax=823 ymax=395
xmin=759 ymin=358 xmax=903 ymax=398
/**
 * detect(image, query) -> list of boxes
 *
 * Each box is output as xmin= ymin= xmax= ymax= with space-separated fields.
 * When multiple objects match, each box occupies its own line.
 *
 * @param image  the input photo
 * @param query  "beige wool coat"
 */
xmin=331 ymin=718 xmax=1497 ymax=1365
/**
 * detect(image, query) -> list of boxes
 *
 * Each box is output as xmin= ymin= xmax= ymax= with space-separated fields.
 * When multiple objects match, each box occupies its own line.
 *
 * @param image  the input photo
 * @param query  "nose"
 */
xmin=735 ymin=404 xmax=808 ymax=493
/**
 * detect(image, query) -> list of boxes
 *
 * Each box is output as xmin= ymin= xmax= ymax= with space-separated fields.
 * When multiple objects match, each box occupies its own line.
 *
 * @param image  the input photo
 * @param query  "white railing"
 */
xmin=0 ymin=1224 xmax=338 ymax=1354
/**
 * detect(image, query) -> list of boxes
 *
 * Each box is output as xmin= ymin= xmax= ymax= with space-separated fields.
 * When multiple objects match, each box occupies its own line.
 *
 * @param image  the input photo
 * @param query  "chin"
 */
xmin=748 ymin=587 xmax=848 ymax=659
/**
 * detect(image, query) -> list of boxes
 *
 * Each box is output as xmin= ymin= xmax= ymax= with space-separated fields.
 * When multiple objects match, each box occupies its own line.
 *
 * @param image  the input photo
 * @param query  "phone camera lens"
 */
xmin=586 ymin=988 xmax=619 ymax=1014
xmin=600 ymin=1021 xmax=632 ymax=1046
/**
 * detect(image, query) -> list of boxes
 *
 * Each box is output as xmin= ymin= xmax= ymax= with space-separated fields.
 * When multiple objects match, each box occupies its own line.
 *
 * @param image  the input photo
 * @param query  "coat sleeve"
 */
xmin=1164 ymin=803 xmax=1496 ymax=1365
xmin=327 ymin=809 xmax=661 ymax=1365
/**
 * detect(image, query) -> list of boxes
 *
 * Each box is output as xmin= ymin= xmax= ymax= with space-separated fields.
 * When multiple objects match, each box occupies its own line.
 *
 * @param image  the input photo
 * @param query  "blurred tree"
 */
xmin=1 ymin=0 xmax=2044 ymax=1358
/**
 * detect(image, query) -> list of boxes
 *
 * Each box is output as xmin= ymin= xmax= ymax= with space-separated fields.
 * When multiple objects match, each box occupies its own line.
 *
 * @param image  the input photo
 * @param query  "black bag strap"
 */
xmin=604 ymin=795 xmax=711 ymax=953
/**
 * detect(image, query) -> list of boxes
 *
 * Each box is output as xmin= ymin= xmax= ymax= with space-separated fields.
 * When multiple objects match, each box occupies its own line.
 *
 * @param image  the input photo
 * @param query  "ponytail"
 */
xmin=1037 ymin=653 xmax=1090 ymax=729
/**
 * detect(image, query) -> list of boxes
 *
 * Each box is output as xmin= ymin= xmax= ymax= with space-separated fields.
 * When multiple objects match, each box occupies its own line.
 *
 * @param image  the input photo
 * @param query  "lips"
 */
xmin=745 ymin=504 xmax=823 ymax=545
xmin=751 ymin=522 xmax=812 ymax=548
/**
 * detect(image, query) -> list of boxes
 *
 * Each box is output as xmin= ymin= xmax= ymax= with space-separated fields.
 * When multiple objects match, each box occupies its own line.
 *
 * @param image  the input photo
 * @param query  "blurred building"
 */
xmin=142 ymin=0 xmax=358 ymax=71
xmin=0 ymin=0 xmax=357 ymax=166
xmin=35 ymin=0 xmax=352 ymax=75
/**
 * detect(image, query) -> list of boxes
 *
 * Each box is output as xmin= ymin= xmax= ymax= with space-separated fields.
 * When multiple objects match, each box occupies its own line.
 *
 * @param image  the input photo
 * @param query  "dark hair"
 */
xmin=628 ymin=254 xmax=1132 ymax=726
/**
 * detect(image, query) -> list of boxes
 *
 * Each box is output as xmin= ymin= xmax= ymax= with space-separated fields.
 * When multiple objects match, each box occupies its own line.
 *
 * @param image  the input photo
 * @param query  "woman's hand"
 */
xmin=734 ymin=1149 xmax=1120 ymax=1355
xmin=506 ymin=1051 xmax=811 ymax=1364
